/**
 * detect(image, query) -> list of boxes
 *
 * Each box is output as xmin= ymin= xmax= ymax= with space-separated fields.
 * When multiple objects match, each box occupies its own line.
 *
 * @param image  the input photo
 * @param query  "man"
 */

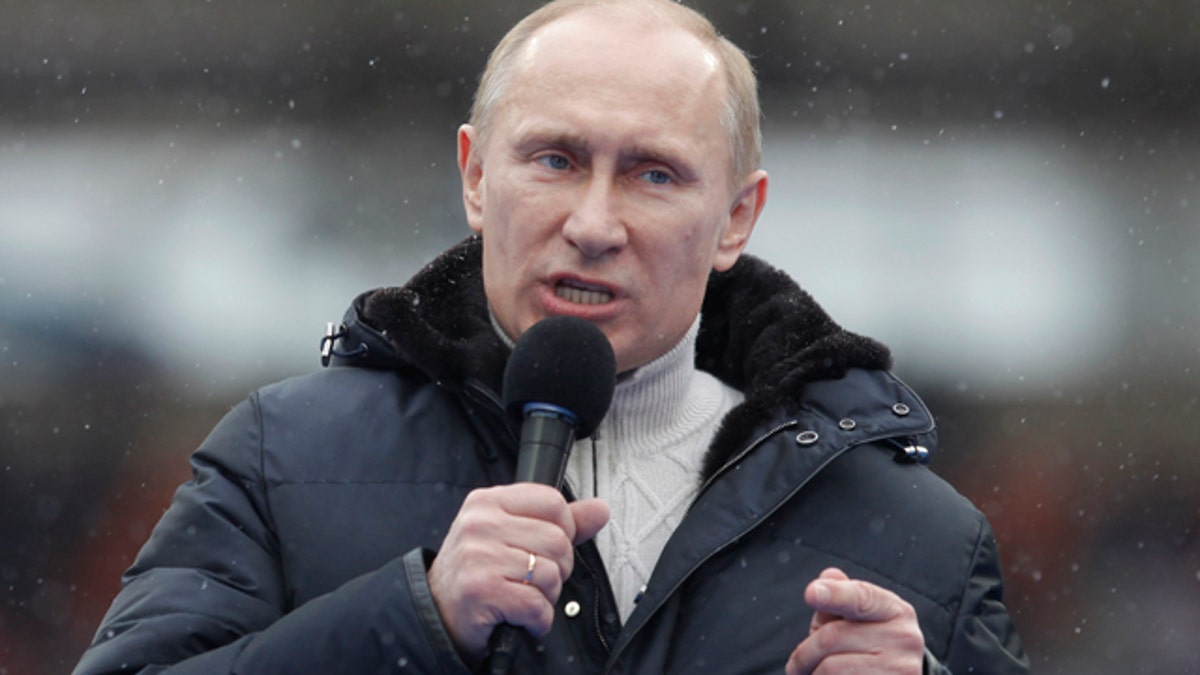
xmin=75 ymin=1 xmax=1028 ymax=673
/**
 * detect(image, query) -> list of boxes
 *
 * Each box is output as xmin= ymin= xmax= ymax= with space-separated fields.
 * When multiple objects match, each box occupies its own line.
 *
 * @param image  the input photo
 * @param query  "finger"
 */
xmin=785 ymin=633 xmax=820 ymax=675
xmin=504 ymin=500 xmax=608 ymax=595
xmin=492 ymin=484 xmax=576 ymax=527
xmin=496 ymin=485 xmax=588 ymax=551
xmin=505 ymin=548 xmax=565 ymax=601
xmin=789 ymin=622 xmax=926 ymax=675
xmin=507 ymin=518 xmax=577 ymax=571
xmin=807 ymin=568 xmax=850 ymax=631
xmin=496 ymin=577 xmax=559 ymax=638
xmin=818 ymin=567 xmax=850 ymax=582
xmin=806 ymin=573 xmax=907 ymax=623
xmin=787 ymin=649 xmax=884 ymax=675
xmin=789 ymin=621 xmax=888 ymax=675
xmin=453 ymin=486 xmax=568 ymax=546
xmin=569 ymin=498 xmax=610 ymax=545
xmin=507 ymin=549 xmax=540 ymax=586
xmin=465 ymin=485 xmax=577 ymax=572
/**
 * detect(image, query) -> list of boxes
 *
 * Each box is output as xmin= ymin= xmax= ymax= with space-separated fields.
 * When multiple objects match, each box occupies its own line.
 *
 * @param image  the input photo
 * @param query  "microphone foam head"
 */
xmin=503 ymin=315 xmax=617 ymax=438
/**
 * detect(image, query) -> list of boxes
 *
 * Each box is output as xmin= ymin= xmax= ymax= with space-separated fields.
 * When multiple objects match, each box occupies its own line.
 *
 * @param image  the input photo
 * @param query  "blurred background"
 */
xmin=1 ymin=1 xmax=1197 ymax=672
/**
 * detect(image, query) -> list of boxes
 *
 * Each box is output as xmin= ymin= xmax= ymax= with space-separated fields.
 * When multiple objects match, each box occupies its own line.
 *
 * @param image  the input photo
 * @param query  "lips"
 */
xmin=554 ymin=278 xmax=615 ymax=305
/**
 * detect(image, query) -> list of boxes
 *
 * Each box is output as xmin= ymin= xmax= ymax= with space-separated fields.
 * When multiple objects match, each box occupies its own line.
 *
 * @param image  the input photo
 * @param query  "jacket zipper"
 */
xmin=622 ymin=410 xmax=938 ymax=658
xmin=559 ymin=481 xmax=613 ymax=656
xmin=462 ymin=380 xmax=506 ymax=421
xmin=609 ymin=418 xmax=859 ymax=671
xmin=573 ymin=546 xmax=613 ymax=655
xmin=460 ymin=381 xmax=520 ymax=454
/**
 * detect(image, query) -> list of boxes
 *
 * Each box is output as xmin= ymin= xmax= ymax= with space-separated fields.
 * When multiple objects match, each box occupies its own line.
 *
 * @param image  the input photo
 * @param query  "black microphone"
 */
xmin=487 ymin=315 xmax=616 ymax=675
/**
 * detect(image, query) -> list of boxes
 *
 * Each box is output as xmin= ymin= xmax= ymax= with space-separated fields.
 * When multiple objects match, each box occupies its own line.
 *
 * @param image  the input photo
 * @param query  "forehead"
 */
xmin=490 ymin=9 xmax=731 ymax=163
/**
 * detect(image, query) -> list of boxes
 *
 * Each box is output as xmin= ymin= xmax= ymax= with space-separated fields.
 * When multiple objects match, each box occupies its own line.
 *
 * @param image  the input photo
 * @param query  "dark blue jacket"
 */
xmin=75 ymin=237 xmax=1028 ymax=674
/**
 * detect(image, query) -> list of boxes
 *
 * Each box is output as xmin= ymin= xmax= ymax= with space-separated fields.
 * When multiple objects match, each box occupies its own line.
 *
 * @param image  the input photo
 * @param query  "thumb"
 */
xmin=568 ymin=498 xmax=610 ymax=545
xmin=818 ymin=567 xmax=850 ymax=583
xmin=807 ymin=567 xmax=850 ymax=632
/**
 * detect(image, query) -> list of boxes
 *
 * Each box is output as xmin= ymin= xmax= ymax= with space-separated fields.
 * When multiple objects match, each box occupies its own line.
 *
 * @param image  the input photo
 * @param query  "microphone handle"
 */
xmin=513 ymin=409 xmax=577 ymax=484
xmin=488 ymin=408 xmax=578 ymax=675
xmin=487 ymin=626 xmax=522 ymax=675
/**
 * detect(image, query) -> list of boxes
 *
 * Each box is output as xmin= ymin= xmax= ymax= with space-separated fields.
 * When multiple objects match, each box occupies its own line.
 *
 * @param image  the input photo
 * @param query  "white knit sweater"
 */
xmin=564 ymin=319 xmax=744 ymax=622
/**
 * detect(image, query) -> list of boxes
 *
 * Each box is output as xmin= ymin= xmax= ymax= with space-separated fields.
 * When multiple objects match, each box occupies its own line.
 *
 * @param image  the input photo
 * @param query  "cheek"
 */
xmin=487 ymin=183 xmax=556 ymax=235
xmin=667 ymin=225 xmax=727 ymax=278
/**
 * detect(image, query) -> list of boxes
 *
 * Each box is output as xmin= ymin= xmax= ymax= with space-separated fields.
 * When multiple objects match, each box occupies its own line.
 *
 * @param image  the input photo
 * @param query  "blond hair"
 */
xmin=469 ymin=0 xmax=762 ymax=183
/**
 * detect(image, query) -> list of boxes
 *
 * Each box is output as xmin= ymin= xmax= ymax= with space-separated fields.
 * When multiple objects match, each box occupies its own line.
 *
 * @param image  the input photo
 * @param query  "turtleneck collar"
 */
xmin=601 ymin=317 xmax=706 ymax=450
xmin=596 ymin=316 xmax=744 ymax=465
xmin=489 ymin=309 xmax=711 ymax=453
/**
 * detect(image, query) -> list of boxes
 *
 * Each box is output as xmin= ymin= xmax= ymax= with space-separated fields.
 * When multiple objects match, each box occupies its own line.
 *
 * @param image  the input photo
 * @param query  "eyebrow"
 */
xmin=513 ymin=129 xmax=590 ymax=157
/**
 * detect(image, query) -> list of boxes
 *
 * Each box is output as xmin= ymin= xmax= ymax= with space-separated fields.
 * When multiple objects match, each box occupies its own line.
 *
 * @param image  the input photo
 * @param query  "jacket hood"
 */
xmin=331 ymin=235 xmax=897 ymax=476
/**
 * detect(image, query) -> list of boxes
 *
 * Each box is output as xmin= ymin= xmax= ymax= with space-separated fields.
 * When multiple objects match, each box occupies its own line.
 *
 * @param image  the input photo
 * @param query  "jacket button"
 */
xmin=796 ymin=430 xmax=819 ymax=446
xmin=892 ymin=403 xmax=911 ymax=416
xmin=838 ymin=418 xmax=857 ymax=431
xmin=564 ymin=601 xmax=581 ymax=618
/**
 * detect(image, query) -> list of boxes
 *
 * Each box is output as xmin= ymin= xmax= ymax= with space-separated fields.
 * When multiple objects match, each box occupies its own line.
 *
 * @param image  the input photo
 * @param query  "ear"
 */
xmin=713 ymin=169 xmax=769 ymax=272
xmin=458 ymin=124 xmax=485 ymax=233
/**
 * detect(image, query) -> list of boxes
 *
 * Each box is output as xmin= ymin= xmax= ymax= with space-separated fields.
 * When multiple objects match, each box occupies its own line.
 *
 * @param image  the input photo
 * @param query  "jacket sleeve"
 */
xmin=934 ymin=515 xmax=1031 ymax=674
xmin=72 ymin=395 xmax=473 ymax=675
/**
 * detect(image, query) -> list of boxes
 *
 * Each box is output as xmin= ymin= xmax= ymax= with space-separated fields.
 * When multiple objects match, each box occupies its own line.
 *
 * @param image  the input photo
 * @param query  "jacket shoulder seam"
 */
xmin=938 ymin=511 xmax=987 ymax=660
xmin=249 ymin=391 xmax=283 ymax=552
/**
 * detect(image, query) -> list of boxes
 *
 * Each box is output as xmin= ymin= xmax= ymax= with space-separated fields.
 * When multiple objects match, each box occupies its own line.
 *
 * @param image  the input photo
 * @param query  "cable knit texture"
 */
xmin=563 ymin=319 xmax=743 ymax=620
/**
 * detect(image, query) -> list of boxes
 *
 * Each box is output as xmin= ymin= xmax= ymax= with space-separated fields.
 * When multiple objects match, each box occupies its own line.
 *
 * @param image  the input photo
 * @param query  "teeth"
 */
xmin=555 ymin=284 xmax=613 ymax=305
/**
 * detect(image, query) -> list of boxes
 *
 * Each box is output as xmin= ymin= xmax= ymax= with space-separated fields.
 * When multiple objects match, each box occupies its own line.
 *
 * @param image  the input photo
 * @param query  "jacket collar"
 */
xmin=338 ymin=235 xmax=898 ymax=480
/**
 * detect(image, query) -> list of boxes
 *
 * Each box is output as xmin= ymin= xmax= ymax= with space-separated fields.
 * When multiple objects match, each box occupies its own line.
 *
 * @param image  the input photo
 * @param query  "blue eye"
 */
xmin=537 ymin=154 xmax=571 ymax=170
xmin=641 ymin=169 xmax=671 ymax=185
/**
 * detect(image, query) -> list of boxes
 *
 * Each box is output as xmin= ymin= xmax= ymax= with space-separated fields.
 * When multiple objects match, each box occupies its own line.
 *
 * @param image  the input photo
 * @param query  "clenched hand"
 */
xmin=786 ymin=567 xmax=926 ymax=675
xmin=427 ymin=484 xmax=609 ymax=660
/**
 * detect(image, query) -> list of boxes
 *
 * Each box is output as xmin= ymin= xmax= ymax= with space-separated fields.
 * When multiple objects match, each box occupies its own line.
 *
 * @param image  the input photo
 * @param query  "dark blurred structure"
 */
xmin=1 ymin=2 xmax=1197 ymax=673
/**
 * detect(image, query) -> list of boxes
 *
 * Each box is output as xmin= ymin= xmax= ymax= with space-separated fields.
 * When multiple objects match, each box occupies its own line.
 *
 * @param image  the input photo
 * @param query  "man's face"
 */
xmin=459 ymin=9 xmax=767 ymax=372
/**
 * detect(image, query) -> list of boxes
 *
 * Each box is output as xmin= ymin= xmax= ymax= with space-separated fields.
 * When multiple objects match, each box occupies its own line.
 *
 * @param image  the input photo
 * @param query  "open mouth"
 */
xmin=554 ymin=279 xmax=614 ymax=306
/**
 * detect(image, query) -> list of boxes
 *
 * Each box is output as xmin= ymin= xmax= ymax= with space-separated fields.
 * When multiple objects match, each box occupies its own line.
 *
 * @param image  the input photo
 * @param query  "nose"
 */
xmin=561 ymin=176 xmax=627 ymax=259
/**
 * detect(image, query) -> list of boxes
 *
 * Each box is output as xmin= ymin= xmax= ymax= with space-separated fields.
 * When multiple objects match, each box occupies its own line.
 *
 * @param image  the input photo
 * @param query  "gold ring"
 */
xmin=522 ymin=551 xmax=537 ymax=585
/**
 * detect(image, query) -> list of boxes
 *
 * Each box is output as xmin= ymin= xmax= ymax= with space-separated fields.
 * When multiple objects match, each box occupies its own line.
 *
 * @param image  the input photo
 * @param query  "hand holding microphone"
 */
xmin=426 ymin=317 xmax=616 ymax=669
xmin=427 ymin=485 xmax=609 ymax=661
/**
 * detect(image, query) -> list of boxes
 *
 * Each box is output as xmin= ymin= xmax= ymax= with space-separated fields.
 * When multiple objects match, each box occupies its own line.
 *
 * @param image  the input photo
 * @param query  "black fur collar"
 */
xmin=357 ymin=235 xmax=891 ymax=479
xmin=359 ymin=238 xmax=509 ymax=390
